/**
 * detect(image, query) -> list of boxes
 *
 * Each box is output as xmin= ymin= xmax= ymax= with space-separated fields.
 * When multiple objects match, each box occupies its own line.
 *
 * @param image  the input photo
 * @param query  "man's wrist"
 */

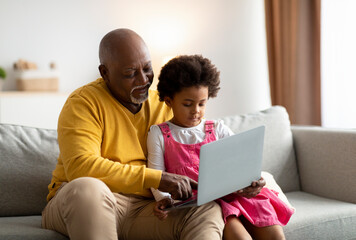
xmin=144 ymin=167 xmax=162 ymax=189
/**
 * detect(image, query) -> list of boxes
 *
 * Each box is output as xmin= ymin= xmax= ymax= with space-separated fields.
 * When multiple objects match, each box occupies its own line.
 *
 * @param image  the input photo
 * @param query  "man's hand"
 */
xmin=158 ymin=172 xmax=198 ymax=200
xmin=223 ymin=177 xmax=266 ymax=201
xmin=153 ymin=198 xmax=174 ymax=221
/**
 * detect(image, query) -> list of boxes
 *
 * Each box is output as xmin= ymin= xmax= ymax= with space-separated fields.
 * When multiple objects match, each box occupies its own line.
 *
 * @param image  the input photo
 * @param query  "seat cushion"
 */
xmin=0 ymin=215 xmax=68 ymax=240
xmin=0 ymin=124 xmax=59 ymax=216
xmin=284 ymin=191 xmax=356 ymax=240
xmin=219 ymin=106 xmax=300 ymax=192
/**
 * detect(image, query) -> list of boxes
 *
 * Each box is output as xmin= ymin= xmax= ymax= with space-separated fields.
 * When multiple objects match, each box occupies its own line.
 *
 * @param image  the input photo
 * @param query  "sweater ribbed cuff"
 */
xmin=144 ymin=167 xmax=162 ymax=189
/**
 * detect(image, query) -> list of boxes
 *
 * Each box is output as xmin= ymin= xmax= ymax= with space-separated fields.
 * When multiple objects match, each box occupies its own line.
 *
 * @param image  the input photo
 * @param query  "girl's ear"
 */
xmin=164 ymin=97 xmax=172 ymax=107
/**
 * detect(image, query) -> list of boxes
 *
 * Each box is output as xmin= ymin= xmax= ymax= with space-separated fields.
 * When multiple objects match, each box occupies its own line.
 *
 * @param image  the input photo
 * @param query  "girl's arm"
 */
xmin=147 ymin=125 xmax=172 ymax=201
xmin=215 ymin=119 xmax=235 ymax=139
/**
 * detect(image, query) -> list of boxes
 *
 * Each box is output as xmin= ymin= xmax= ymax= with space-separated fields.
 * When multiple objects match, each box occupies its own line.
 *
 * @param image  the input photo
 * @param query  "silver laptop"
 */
xmin=165 ymin=125 xmax=265 ymax=210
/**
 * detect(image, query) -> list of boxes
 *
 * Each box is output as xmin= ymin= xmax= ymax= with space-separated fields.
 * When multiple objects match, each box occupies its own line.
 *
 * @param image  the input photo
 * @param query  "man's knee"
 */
xmin=200 ymin=201 xmax=224 ymax=219
xmin=45 ymin=178 xmax=119 ymax=239
xmin=182 ymin=202 xmax=224 ymax=239
xmin=198 ymin=202 xmax=224 ymax=231
xmin=68 ymin=177 xmax=110 ymax=193
xmin=63 ymin=177 xmax=115 ymax=207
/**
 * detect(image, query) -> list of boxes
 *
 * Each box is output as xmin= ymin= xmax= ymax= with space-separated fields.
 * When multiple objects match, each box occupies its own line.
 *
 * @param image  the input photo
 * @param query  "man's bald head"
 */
xmin=98 ymin=29 xmax=154 ymax=113
xmin=99 ymin=28 xmax=147 ymax=65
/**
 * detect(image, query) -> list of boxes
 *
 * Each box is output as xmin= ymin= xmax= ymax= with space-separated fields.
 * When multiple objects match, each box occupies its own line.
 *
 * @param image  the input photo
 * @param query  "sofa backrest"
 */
xmin=218 ymin=106 xmax=300 ymax=192
xmin=0 ymin=106 xmax=299 ymax=217
xmin=0 ymin=123 xmax=58 ymax=217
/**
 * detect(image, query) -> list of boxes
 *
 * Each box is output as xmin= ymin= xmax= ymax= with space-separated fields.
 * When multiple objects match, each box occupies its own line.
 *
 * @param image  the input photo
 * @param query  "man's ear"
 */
xmin=164 ymin=97 xmax=172 ymax=107
xmin=98 ymin=64 xmax=109 ymax=83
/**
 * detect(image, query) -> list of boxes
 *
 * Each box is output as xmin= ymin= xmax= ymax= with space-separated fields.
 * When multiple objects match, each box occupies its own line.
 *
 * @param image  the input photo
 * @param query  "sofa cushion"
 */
xmin=284 ymin=191 xmax=356 ymax=240
xmin=219 ymin=106 xmax=300 ymax=192
xmin=0 ymin=124 xmax=58 ymax=217
xmin=0 ymin=216 xmax=68 ymax=240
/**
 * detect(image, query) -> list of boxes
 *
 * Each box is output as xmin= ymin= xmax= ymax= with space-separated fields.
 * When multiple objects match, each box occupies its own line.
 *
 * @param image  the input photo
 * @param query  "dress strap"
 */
xmin=204 ymin=120 xmax=215 ymax=134
xmin=158 ymin=122 xmax=171 ymax=136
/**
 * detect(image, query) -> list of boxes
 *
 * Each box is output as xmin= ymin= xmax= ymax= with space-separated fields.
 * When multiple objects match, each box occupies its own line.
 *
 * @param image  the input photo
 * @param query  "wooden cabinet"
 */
xmin=0 ymin=92 xmax=69 ymax=129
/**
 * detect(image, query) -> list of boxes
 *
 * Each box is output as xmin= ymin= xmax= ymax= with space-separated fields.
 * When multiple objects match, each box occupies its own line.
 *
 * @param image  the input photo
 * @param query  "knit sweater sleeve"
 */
xmin=56 ymin=93 xmax=161 ymax=194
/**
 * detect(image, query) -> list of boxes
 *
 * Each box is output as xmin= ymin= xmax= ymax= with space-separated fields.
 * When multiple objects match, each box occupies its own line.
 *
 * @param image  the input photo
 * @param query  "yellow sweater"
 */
xmin=47 ymin=78 xmax=172 ymax=201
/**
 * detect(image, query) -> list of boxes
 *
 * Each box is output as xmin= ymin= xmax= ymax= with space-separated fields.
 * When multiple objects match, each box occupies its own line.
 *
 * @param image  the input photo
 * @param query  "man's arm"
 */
xmin=57 ymin=95 xmax=161 ymax=194
xmin=58 ymin=94 xmax=197 ymax=199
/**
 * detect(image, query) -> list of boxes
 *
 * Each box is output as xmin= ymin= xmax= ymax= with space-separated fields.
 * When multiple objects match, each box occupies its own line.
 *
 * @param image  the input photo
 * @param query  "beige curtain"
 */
xmin=265 ymin=0 xmax=321 ymax=125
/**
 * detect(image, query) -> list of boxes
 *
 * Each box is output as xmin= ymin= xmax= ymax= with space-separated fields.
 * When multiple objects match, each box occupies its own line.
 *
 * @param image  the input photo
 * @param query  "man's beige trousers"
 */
xmin=42 ymin=177 xmax=224 ymax=240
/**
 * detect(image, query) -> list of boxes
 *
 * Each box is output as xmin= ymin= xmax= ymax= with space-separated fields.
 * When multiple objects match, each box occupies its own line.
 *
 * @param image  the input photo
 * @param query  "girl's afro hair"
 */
xmin=157 ymin=54 xmax=220 ymax=101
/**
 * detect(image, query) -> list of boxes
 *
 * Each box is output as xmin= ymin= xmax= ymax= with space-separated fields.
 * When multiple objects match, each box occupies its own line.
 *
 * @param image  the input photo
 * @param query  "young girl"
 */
xmin=147 ymin=55 xmax=294 ymax=240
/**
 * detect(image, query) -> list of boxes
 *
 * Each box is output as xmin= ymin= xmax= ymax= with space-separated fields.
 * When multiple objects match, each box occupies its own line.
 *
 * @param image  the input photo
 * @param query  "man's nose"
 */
xmin=136 ymin=70 xmax=149 ymax=85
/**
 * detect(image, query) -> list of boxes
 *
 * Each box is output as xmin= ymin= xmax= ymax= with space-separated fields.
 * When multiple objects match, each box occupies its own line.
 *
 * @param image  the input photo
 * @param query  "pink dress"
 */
xmin=158 ymin=121 xmax=294 ymax=227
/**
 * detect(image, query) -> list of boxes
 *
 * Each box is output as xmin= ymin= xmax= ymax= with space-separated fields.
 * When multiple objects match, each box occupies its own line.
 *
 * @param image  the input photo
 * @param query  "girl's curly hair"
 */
xmin=157 ymin=55 xmax=220 ymax=101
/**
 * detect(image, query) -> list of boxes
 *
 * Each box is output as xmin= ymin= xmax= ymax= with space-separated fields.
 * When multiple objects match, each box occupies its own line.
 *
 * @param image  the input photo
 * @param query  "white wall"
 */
xmin=321 ymin=0 xmax=356 ymax=128
xmin=0 ymin=0 xmax=271 ymax=118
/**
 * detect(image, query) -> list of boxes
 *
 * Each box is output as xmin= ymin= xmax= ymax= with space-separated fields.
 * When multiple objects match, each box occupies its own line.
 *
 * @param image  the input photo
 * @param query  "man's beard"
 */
xmin=130 ymin=83 xmax=151 ymax=104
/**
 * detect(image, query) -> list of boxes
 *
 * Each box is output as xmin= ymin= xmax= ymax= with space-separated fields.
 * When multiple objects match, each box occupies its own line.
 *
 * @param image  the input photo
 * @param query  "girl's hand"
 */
xmin=237 ymin=177 xmax=266 ymax=198
xmin=153 ymin=198 xmax=174 ymax=220
xmin=223 ymin=177 xmax=266 ymax=200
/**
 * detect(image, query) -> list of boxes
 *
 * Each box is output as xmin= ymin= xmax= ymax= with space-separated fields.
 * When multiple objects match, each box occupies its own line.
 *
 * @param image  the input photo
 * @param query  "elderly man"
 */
xmin=41 ymin=28 xmax=264 ymax=240
xmin=41 ymin=28 xmax=223 ymax=240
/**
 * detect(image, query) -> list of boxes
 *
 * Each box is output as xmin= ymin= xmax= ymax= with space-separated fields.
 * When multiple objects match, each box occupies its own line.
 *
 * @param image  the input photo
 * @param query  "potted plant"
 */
xmin=0 ymin=67 xmax=5 ymax=79
xmin=0 ymin=67 xmax=6 ymax=90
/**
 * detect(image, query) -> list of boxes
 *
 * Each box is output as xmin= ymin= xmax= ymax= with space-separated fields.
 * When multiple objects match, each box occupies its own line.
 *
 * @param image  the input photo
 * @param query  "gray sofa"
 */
xmin=1 ymin=106 xmax=356 ymax=240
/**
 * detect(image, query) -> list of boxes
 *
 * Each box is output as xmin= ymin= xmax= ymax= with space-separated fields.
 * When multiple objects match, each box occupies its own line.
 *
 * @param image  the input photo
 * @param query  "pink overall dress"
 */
xmin=159 ymin=121 xmax=294 ymax=227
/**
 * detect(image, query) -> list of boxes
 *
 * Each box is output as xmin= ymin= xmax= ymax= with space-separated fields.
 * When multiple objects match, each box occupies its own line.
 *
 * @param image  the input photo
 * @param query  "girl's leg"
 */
xmin=223 ymin=216 xmax=252 ymax=240
xmin=240 ymin=216 xmax=286 ymax=240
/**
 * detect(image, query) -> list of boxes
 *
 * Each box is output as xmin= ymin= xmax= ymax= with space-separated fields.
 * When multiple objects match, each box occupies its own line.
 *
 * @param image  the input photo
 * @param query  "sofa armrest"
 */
xmin=291 ymin=126 xmax=356 ymax=203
